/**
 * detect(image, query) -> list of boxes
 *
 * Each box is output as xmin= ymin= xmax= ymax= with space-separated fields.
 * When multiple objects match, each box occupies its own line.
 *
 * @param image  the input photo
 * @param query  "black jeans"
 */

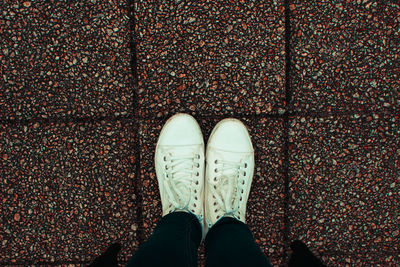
xmin=126 ymin=211 xmax=272 ymax=267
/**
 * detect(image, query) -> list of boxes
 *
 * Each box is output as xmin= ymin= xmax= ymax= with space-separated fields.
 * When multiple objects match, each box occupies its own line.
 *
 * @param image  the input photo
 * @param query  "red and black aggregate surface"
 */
xmin=135 ymin=0 xmax=286 ymax=117
xmin=1 ymin=0 xmax=399 ymax=266
xmin=289 ymin=1 xmax=400 ymax=113
xmin=1 ymin=1 xmax=134 ymax=120
xmin=288 ymin=114 xmax=400 ymax=265
xmin=0 ymin=120 xmax=138 ymax=265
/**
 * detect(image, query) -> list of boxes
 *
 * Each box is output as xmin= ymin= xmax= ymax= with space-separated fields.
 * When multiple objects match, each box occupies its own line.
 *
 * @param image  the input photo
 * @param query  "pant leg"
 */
xmin=126 ymin=211 xmax=202 ymax=267
xmin=205 ymin=217 xmax=272 ymax=267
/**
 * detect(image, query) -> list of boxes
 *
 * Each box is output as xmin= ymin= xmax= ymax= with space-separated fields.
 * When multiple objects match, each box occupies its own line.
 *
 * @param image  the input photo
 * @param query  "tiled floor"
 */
xmin=0 ymin=0 xmax=399 ymax=266
xmin=135 ymin=0 xmax=286 ymax=117
xmin=288 ymin=114 xmax=400 ymax=265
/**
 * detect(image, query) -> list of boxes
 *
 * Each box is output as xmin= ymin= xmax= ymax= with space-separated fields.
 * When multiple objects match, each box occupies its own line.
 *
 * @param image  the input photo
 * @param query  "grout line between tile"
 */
xmin=1 ymin=109 xmax=398 ymax=127
xmin=283 ymin=0 xmax=292 ymax=261
xmin=2 ymin=251 xmax=398 ymax=266
xmin=284 ymin=0 xmax=292 ymax=108
xmin=129 ymin=0 xmax=145 ymax=246
xmin=0 ymin=260 xmax=92 ymax=266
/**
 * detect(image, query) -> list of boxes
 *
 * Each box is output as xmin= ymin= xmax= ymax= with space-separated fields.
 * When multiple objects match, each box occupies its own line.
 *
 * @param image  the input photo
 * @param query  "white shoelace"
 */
xmin=163 ymin=152 xmax=199 ymax=210
xmin=210 ymin=159 xmax=245 ymax=216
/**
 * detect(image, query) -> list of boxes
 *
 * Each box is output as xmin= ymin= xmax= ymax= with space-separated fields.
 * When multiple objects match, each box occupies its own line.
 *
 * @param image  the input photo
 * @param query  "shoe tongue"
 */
xmin=218 ymin=174 xmax=238 ymax=209
xmin=169 ymin=177 xmax=190 ymax=208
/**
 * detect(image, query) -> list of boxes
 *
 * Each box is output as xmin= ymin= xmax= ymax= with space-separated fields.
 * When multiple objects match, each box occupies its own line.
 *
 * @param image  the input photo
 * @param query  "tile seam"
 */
xmin=1 ymin=108 xmax=399 ymax=126
xmin=129 ymin=0 xmax=144 ymax=246
xmin=283 ymin=0 xmax=292 ymax=261
xmin=3 ymin=251 xmax=398 ymax=266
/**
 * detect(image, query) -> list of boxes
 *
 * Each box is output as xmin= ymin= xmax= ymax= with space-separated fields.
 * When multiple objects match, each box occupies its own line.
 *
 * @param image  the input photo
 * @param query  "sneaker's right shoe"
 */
xmin=204 ymin=118 xmax=255 ymax=234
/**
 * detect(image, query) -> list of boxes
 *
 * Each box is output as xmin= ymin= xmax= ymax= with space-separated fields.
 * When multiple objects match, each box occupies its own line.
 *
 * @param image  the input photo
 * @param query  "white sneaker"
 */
xmin=155 ymin=113 xmax=205 ymax=234
xmin=204 ymin=118 xmax=255 ymax=233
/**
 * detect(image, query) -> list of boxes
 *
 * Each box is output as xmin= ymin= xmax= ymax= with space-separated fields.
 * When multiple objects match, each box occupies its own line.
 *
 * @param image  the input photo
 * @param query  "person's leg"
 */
xmin=204 ymin=118 xmax=271 ymax=267
xmin=127 ymin=114 xmax=206 ymax=267
xmin=126 ymin=211 xmax=202 ymax=267
xmin=204 ymin=216 xmax=272 ymax=267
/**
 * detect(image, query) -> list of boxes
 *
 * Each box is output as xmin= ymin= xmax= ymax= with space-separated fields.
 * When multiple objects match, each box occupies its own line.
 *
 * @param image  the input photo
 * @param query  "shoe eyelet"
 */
xmin=243 ymin=171 xmax=246 ymax=176
xmin=196 ymin=172 xmax=199 ymax=176
xmin=214 ymin=168 xmax=217 ymax=173
xmin=163 ymin=156 xmax=167 ymax=161
xmin=194 ymin=203 xmax=197 ymax=207
xmin=213 ymin=177 xmax=217 ymax=182
xmin=195 ymin=196 xmax=198 ymax=200
xmin=242 ymin=180 xmax=245 ymax=185
xmin=194 ymin=189 xmax=197 ymax=193
xmin=197 ymin=154 xmax=200 ymax=159
xmin=196 ymin=163 xmax=200 ymax=168
xmin=215 ymin=209 xmax=218 ymax=212
xmin=216 ymin=215 xmax=220 ymax=219
xmin=213 ymin=202 xmax=216 ymax=206
xmin=240 ymin=197 xmax=242 ymax=201
xmin=241 ymin=189 xmax=244 ymax=193
xmin=244 ymin=163 xmax=247 ymax=168
xmin=214 ymin=160 xmax=218 ymax=164
xmin=213 ymin=185 xmax=216 ymax=189
xmin=195 ymin=180 xmax=199 ymax=185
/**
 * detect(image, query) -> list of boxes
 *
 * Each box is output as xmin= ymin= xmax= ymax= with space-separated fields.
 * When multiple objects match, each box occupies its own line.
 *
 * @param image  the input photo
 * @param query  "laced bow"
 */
xmin=163 ymin=152 xmax=199 ymax=210
xmin=210 ymin=159 xmax=245 ymax=216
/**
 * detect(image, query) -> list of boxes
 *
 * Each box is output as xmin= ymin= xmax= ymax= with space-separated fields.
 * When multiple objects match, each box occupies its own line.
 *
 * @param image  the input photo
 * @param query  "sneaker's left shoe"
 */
xmin=155 ymin=113 xmax=205 ymax=238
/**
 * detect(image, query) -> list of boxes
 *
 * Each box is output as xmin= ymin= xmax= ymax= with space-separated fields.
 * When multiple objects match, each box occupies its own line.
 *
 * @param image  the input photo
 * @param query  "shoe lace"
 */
xmin=210 ymin=159 xmax=245 ymax=216
xmin=163 ymin=152 xmax=200 ymax=210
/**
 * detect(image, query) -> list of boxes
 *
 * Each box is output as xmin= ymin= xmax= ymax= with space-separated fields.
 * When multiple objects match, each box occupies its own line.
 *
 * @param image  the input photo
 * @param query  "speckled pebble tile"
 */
xmin=288 ymin=114 xmax=400 ymax=266
xmin=135 ymin=1 xmax=286 ymax=117
xmin=289 ymin=1 xmax=400 ymax=113
xmin=137 ymin=116 xmax=285 ymax=266
xmin=320 ymin=252 xmax=400 ymax=267
xmin=0 ymin=119 xmax=137 ymax=265
xmin=0 ymin=1 xmax=134 ymax=120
